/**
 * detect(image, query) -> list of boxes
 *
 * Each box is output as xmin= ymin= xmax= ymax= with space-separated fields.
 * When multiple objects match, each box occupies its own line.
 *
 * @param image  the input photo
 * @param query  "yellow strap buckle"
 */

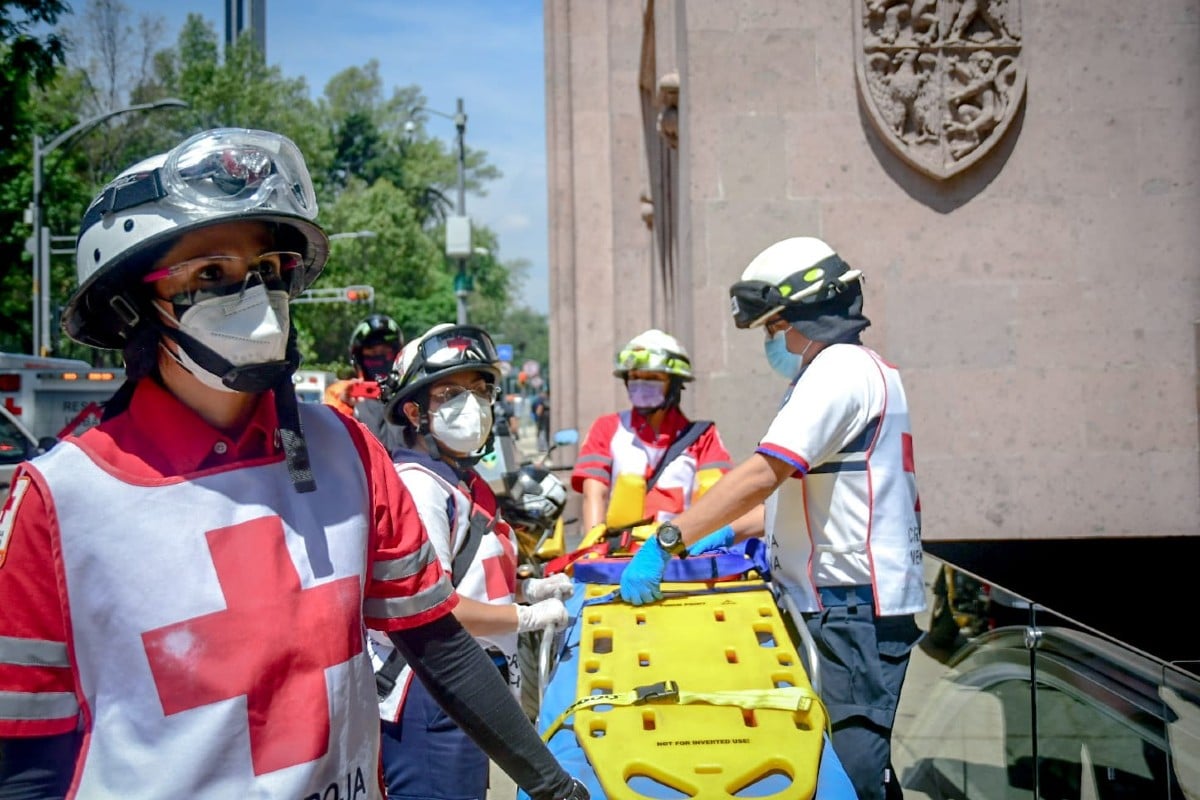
xmin=634 ymin=680 xmax=679 ymax=705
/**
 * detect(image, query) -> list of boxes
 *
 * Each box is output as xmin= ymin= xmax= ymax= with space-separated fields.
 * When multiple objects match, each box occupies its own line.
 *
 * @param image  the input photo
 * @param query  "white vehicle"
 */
xmin=292 ymin=370 xmax=339 ymax=405
xmin=0 ymin=352 xmax=125 ymax=440
xmin=0 ymin=404 xmax=55 ymax=491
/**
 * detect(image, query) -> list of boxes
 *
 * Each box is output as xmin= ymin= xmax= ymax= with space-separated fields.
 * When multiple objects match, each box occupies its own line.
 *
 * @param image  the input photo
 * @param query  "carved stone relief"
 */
xmin=854 ymin=0 xmax=1026 ymax=179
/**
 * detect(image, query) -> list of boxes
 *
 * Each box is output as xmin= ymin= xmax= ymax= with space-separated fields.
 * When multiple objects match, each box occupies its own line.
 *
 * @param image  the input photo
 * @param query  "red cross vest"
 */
xmin=372 ymin=462 xmax=519 ymax=722
xmin=33 ymin=406 xmax=384 ymax=799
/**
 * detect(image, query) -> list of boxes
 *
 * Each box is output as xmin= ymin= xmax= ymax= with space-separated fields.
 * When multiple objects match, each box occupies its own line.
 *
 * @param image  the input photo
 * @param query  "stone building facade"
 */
xmin=544 ymin=0 xmax=1200 ymax=544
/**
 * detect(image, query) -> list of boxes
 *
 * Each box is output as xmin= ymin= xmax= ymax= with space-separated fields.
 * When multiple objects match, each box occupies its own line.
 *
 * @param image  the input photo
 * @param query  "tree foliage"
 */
xmin=0 ymin=0 xmax=548 ymax=375
xmin=0 ymin=0 xmax=70 ymax=353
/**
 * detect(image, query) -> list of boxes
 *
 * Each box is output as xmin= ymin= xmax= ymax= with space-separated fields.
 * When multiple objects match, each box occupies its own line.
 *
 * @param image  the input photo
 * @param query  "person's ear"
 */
xmin=403 ymin=400 xmax=422 ymax=428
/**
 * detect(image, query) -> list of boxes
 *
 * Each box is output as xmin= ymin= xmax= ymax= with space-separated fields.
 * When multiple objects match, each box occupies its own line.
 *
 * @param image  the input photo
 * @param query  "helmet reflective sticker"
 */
xmin=729 ymin=244 xmax=863 ymax=329
xmin=612 ymin=328 xmax=693 ymax=380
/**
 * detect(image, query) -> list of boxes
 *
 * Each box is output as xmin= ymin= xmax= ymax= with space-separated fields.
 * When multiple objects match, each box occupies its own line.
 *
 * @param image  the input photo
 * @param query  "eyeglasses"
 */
xmin=142 ymin=250 xmax=304 ymax=306
xmin=79 ymin=128 xmax=319 ymax=233
xmin=428 ymin=383 xmax=501 ymax=406
xmin=615 ymin=346 xmax=690 ymax=373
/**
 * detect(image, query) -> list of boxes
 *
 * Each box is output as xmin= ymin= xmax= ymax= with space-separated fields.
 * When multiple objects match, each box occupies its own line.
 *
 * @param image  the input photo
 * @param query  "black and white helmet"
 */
xmin=64 ymin=128 xmax=329 ymax=349
xmin=383 ymin=323 xmax=502 ymax=424
xmin=728 ymin=237 xmax=863 ymax=330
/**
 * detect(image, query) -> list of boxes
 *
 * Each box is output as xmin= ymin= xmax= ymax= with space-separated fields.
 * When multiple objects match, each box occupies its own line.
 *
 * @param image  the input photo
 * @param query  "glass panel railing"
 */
xmin=1161 ymin=661 xmax=1200 ymax=799
xmin=894 ymin=554 xmax=1200 ymax=800
xmin=1030 ymin=603 xmax=1169 ymax=799
xmin=895 ymin=555 xmax=1037 ymax=800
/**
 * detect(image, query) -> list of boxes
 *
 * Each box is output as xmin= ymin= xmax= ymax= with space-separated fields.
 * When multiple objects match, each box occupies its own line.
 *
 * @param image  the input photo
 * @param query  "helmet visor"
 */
xmin=730 ymin=258 xmax=863 ymax=329
xmin=729 ymin=280 xmax=784 ymax=329
xmin=412 ymin=325 xmax=499 ymax=378
xmin=159 ymin=128 xmax=318 ymax=219
xmin=615 ymin=345 xmax=691 ymax=374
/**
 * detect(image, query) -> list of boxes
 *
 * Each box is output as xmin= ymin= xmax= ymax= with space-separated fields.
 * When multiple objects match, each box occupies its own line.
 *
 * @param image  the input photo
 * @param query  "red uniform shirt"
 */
xmin=0 ymin=378 xmax=455 ymax=741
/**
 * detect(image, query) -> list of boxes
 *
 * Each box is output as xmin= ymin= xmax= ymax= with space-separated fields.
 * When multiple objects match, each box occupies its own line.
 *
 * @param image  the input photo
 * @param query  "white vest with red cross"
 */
xmin=34 ymin=408 xmax=384 ymax=799
xmin=757 ymin=345 xmax=926 ymax=617
xmin=370 ymin=461 xmax=519 ymax=722
xmin=605 ymin=410 xmax=705 ymax=524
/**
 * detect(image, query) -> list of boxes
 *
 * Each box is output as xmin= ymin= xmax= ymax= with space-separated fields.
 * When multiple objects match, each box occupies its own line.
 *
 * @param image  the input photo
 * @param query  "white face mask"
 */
xmin=159 ymin=283 xmax=291 ymax=393
xmin=430 ymin=390 xmax=493 ymax=454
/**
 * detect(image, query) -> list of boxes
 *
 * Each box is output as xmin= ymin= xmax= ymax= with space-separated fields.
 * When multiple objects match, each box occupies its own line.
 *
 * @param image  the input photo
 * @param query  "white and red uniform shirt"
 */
xmin=0 ymin=379 xmax=455 ymax=798
xmin=370 ymin=458 xmax=520 ymax=721
xmin=571 ymin=407 xmax=733 ymax=523
xmin=756 ymin=345 xmax=925 ymax=617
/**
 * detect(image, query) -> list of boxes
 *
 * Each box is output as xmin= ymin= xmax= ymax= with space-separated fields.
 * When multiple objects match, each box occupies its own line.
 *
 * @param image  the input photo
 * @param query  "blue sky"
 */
xmin=112 ymin=0 xmax=551 ymax=313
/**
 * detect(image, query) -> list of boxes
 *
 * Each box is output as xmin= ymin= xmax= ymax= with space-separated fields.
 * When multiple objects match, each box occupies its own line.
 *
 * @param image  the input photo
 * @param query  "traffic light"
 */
xmin=345 ymin=285 xmax=374 ymax=303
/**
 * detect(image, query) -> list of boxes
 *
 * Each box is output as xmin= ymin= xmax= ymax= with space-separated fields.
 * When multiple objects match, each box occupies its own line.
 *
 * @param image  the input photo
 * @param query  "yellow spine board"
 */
xmin=573 ymin=581 xmax=827 ymax=799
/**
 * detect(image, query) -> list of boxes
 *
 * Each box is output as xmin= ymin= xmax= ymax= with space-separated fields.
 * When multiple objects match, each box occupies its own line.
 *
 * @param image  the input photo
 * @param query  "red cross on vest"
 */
xmin=142 ymin=516 xmax=363 ymax=776
xmin=482 ymin=528 xmax=517 ymax=599
xmin=902 ymin=432 xmax=921 ymax=512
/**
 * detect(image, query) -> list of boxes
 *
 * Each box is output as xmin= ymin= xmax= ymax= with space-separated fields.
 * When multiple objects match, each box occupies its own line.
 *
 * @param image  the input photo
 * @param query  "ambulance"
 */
xmin=291 ymin=370 xmax=339 ymax=405
xmin=0 ymin=352 xmax=125 ymax=440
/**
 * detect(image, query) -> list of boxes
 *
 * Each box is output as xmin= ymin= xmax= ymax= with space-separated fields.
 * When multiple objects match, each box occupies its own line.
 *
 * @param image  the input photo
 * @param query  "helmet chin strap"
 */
xmin=157 ymin=318 xmax=315 ymax=493
xmin=158 ymin=323 xmax=293 ymax=394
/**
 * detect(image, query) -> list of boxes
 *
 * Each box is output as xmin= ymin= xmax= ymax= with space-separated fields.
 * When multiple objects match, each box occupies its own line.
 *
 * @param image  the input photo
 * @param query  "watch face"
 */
xmin=657 ymin=524 xmax=684 ymax=552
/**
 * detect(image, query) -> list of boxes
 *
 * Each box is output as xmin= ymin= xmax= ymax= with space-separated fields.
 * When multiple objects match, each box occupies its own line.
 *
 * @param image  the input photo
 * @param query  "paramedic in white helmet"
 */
xmin=619 ymin=237 xmax=925 ymax=800
xmin=0 ymin=128 xmax=587 ymax=800
xmin=571 ymin=329 xmax=755 ymax=542
xmin=370 ymin=322 xmax=573 ymax=800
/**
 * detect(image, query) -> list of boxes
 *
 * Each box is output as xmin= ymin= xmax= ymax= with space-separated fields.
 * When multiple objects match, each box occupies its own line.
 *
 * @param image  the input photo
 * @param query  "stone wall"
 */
xmin=544 ymin=0 xmax=1200 ymax=541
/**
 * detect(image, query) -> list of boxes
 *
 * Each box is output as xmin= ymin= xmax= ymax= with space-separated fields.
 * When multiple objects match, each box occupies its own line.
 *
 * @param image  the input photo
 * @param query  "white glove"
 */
xmin=522 ymin=573 xmax=574 ymax=603
xmin=516 ymin=598 xmax=568 ymax=633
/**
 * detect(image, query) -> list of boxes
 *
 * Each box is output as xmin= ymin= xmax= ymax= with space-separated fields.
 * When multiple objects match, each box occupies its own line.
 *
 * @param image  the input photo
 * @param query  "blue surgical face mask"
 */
xmin=764 ymin=330 xmax=801 ymax=379
xmin=627 ymin=379 xmax=667 ymax=410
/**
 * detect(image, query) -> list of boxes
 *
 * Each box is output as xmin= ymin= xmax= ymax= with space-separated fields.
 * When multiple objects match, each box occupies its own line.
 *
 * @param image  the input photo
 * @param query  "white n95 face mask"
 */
xmin=764 ymin=329 xmax=801 ymax=379
xmin=160 ymin=282 xmax=291 ymax=393
xmin=430 ymin=390 xmax=493 ymax=454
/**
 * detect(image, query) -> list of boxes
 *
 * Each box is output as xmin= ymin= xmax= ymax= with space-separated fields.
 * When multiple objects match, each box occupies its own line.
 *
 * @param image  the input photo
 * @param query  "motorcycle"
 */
xmin=477 ymin=422 xmax=579 ymax=719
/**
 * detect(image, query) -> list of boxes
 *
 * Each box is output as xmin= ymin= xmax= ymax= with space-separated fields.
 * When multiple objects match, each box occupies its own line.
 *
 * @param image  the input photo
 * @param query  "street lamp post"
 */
xmin=328 ymin=230 xmax=378 ymax=242
xmin=327 ymin=229 xmax=377 ymax=291
xmin=30 ymin=97 xmax=188 ymax=356
xmin=408 ymin=97 xmax=471 ymax=325
xmin=451 ymin=98 xmax=470 ymax=326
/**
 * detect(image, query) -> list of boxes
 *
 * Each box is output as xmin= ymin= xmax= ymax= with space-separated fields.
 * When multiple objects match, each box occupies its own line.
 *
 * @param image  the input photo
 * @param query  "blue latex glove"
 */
xmin=686 ymin=525 xmax=735 ymax=556
xmin=619 ymin=535 xmax=671 ymax=605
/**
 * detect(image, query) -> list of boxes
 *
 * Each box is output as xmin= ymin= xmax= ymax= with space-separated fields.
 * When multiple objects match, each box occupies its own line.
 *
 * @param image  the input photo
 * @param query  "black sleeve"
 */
xmin=389 ymin=614 xmax=575 ymax=800
xmin=0 ymin=731 xmax=80 ymax=799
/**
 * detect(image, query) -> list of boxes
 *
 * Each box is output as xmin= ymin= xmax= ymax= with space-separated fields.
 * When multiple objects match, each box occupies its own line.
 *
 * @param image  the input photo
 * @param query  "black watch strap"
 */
xmin=558 ymin=777 xmax=590 ymax=799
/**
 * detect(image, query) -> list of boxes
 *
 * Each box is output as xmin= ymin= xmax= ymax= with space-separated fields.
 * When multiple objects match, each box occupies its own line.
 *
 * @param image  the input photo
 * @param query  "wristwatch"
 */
xmin=558 ymin=778 xmax=590 ymax=799
xmin=656 ymin=522 xmax=688 ymax=557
